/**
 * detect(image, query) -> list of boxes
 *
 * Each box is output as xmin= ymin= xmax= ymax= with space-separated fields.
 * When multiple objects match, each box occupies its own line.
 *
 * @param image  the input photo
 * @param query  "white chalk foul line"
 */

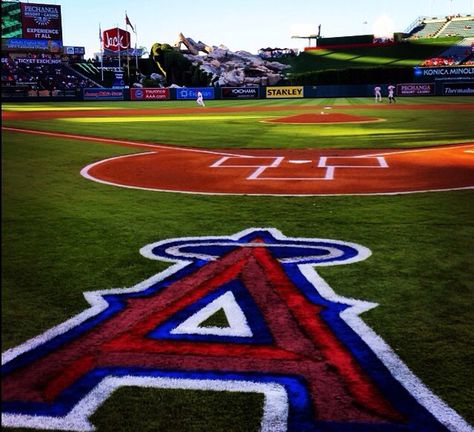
xmin=1 ymin=126 xmax=255 ymax=159
xmin=356 ymin=143 xmax=474 ymax=158
xmin=5 ymin=126 xmax=473 ymax=196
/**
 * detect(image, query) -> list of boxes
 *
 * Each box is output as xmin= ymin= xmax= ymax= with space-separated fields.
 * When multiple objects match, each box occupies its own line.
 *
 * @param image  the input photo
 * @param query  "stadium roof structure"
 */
xmin=292 ymin=24 xmax=322 ymax=47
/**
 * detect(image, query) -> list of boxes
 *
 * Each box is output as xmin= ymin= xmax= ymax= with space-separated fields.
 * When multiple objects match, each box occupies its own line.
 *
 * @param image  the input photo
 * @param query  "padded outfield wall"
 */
xmin=2 ymin=81 xmax=473 ymax=102
xmin=2 ymin=64 xmax=473 ymax=101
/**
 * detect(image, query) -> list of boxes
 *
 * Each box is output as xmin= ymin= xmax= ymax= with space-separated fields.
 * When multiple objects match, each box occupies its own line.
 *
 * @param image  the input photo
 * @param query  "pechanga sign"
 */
xmin=20 ymin=2 xmax=62 ymax=42
xmin=266 ymin=86 xmax=303 ymax=98
xmin=397 ymin=83 xmax=435 ymax=96
xmin=1 ymin=228 xmax=471 ymax=432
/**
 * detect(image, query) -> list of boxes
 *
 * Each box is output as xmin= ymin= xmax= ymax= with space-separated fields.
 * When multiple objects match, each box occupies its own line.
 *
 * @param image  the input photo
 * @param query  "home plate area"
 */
xmin=83 ymin=143 xmax=474 ymax=195
xmin=211 ymin=155 xmax=388 ymax=181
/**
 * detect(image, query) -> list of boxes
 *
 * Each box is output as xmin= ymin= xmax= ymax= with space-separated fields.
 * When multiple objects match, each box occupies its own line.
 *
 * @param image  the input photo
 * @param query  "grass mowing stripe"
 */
xmin=60 ymin=114 xmax=267 ymax=122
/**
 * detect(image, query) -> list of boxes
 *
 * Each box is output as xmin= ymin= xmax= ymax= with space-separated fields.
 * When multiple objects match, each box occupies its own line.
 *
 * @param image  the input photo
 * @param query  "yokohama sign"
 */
xmin=222 ymin=87 xmax=259 ymax=99
xmin=103 ymin=27 xmax=130 ymax=52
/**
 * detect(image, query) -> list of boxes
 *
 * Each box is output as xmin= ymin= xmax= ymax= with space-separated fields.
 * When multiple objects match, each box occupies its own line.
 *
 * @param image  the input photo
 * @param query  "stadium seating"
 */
xmin=71 ymin=61 xmax=103 ymax=83
xmin=410 ymin=15 xmax=474 ymax=39
xmin=1 ymin=55 xmax=98 ymax=95
xmin=421 ymin=37 xmax=473 ymax=66
xmin=437 ymin=17 xmax=474 ymax=38
xmin=411 ymin=19 xmax=447 ymax=38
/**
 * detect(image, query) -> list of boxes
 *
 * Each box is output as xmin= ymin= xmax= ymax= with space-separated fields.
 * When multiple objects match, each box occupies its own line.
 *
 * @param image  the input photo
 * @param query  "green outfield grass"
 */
xmin=284 ymin=37 xmax=464 ymax=73
xmin=2 ymin=97 xmax=473 ymax=431
xmin=3 ymin=97 xmax=474 ymax=150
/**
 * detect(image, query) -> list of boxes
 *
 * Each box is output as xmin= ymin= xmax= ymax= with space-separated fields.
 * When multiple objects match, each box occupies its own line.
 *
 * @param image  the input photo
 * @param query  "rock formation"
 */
xmin=174 ymin=33 xmax=290 ymax=86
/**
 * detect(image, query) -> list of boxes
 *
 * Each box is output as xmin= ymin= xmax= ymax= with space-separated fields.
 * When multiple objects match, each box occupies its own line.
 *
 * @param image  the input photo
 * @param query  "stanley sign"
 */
xmin=266 ymin=86 xmax=304 ymax=98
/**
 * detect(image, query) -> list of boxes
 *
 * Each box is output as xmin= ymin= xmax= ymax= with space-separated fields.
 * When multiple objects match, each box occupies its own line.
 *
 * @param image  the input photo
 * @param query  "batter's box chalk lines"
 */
xmin=211 ymin=155 xmax=389 ymax=181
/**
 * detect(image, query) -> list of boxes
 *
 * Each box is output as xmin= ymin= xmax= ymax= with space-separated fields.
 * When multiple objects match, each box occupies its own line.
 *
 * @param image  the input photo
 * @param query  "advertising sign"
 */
xmin=20 ymin=2 xmax=62 ymax=42
xmin=130 ymin=88 xmax=170 ymax=100
xmin=64 ymin=46 xmax=85 ymax=55
xmin=3 ymin=37 xmax=62 ymax=52
xmin=443 ymin=82 xmax=474 ymax=95
xmin=175 ymin=87 xmax=215 ymax=100
xmin=83 ymin=88 xmax=124 ymax=101
xmin=126 ymin=48 xmax=143 ymax=57
xmin=414 ymin=66 xmax=474 ymax=81
xmin=16 ymin=57 xmax=62 ymax=65
xmin=103 ymin=27 xmax=130 ymax=52
xmin=396 ymin=83 xmax=435 ymax=96
xmin=266 ymin=86 xmax=303 ymax=98
xmin=221 ymin=87 xmax=259 ymax=99
xmin=103 ymin=47 xmax=142 ymax=57
xmin=112 ymin=72 xmax=125 ymax=89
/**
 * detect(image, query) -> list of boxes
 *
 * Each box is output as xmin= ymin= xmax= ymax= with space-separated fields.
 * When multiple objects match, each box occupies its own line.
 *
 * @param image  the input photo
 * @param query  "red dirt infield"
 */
xmin=83 ymin=143 xmax=474 ymax=195
xmin=4 ymin=126 xmax=473 ymax=195
xmin=3 ymin=103 xmax=474 ymax=196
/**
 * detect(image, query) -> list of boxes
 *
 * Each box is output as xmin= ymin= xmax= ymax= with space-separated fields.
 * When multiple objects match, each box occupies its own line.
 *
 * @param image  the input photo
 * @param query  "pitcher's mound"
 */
xmin=266 ymin=113 xmax=383 ymax=124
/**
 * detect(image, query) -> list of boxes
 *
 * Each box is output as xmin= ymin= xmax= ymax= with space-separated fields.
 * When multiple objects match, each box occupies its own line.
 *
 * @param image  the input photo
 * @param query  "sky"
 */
xmin=48 ymin=0 xmax=474 ymax=58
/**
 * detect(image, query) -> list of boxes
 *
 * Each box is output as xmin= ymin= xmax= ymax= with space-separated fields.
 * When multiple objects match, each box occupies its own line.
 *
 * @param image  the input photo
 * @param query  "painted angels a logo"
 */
xmin=1 ymin=228 xmax=471 ymax=431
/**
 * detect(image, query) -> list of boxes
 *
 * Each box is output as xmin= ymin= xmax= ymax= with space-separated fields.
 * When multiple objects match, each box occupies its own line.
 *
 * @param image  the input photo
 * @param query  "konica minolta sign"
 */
xmin=414 ymin=66 xmax=474 ymax=81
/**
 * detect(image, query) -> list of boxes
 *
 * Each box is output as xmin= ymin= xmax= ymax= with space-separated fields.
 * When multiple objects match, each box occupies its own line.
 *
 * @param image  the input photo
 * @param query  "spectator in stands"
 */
xmin=1 ymin=56 xmax=97 ymax=93
xmin=422 ymin=56 xmax=458 ymax=67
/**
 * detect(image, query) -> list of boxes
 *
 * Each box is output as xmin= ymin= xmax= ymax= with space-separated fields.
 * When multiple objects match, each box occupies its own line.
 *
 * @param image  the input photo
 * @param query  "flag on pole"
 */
xmin=99 ymin=24 xmax=104 ymax=81
xmin=117 ymin=23 xmax=121 ymax=68
xmin=125 ymin=13 xmax=135 ymax=32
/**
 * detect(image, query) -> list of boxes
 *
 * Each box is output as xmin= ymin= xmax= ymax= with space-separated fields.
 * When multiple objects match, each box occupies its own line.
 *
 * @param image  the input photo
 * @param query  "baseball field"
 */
xmin=2 ymin=96 xmax=474 ymax=431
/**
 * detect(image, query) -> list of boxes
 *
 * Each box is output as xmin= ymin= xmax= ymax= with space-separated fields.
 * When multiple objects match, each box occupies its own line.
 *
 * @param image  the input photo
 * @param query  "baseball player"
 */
xmin=388 ymin=85 xmax=396 ymax=103
xmin=374 ymin=86 xmax=382 ymax=103
xmin=196 ymin=90 xmax=205 ymax=107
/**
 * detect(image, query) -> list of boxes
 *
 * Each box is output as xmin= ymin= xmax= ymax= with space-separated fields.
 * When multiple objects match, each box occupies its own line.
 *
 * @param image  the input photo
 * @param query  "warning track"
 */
xmin=3 ymin=126 xmax=474 ymax=196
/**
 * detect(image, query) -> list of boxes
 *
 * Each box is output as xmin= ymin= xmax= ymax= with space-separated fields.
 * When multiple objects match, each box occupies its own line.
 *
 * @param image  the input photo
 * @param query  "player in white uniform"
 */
xmin=388 ymin=85 xmax=396 ymax=103
xmin=374 ymin=86 xmax=382 ymax=103
xmin=196 ymin=90 xmax=205 ymax=107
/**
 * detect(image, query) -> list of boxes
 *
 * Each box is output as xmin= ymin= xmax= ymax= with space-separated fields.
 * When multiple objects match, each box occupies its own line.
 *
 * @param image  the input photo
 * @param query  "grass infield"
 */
xmin=2 ymin=97 xmax=473 ymax=431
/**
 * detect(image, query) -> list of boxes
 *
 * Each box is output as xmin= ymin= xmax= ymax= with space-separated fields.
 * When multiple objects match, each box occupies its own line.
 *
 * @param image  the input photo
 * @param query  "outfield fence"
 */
xmin=2 ymin=81 xmax=473 ymax=102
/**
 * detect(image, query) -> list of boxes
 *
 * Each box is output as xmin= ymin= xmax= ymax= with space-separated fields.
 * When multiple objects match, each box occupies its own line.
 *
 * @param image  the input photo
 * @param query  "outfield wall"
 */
xmin=2 ymin=81 xmax=473 ymax=102
xmin=126 ymin=82 xmax=473 ymax=99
